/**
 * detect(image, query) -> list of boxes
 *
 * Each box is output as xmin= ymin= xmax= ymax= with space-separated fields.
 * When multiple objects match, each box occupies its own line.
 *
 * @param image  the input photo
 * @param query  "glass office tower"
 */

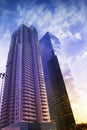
xmin=39 ymin=32 xmax=76 ymax=130
xmin=0 ymin=25 xmax=56 ymax=130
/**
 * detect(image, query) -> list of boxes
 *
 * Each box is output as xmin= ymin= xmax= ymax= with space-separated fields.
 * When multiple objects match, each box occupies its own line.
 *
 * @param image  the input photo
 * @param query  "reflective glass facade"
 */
xmin=39 ymin=32 xmax=76 ymax=130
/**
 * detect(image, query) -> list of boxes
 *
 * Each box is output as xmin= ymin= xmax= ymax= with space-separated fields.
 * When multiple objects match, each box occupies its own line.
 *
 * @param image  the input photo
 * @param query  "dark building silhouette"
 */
xmin=76 ymin=123 xmax=87 ymax=130
xmin=48 ymin=51 xmax=76 ymax=129
xmin=39 ymin=32 xmax=76 ymax=130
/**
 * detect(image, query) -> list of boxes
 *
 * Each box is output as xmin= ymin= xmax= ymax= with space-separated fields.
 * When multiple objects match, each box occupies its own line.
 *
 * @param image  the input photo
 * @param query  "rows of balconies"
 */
xmin=22 ymin=74 xmax=34 ymax=84
xmin=23 ymin=90 xmax=35 ymax=96
xmin=22 ymin=78 xmax=34 ymax=85
xmin=22 ymin=96 xmax=35 ymax=102
xmin=23 ymin=81 xmax=34 ymax=86
xmin=22 ymin=100 xmax=36 ymax=106
xmin=42 ymin=113 xmax=49 ymax=117
xmin=42 ymin=117 xmax=49 ymax=121
xmin=1 ymin=98 xmax=9 ymax=106
xmin=1 ymin=100 xmax=8 ymax=107
xmin=4 ymin=82 xmax=11 ymax=89
xmin=40 ymin=92 xmax=46 ymax=97
xmin=23 ymin=116 xmax=37 ymax=122
xmin=23 ymin=104 xmax=36 ymax=110
xmin=40 ymin=88 xmax=46 ymax=93
xmin=40 ymin=95 xmax=47 ymax=100
xmin=1 ymin=106 xmax=9 ymax=113
xmin=23 ymin=76 xmax=34 ymax=83
xmin=40 ymin=87 xmax=46 ymax=93
xmin=23 ymin=111 xmax=37 ymax=117
xmin=23 ymin=72 xmax=33 ymax=78
xmin=38 ymin=72 xmax=44 ymax=78
xmin=22 ymin=96 xmax=35 ymax=103
xmin=42 ymin=109 xmax=48 ymax=113
xmin=22 ymin=63 xmax=33 ymax=70
xmin=23 ymin=107 xmax=36 ymax=113
xmin=3 ymin=86 xmax=10 ymax=94
xmin=38 ymin=68 xmax=43 ymax=73
xmin=22 ymin=65 xmax=32 ymax=72
xmin=0 ymin=111 xmax=8 ymax=117
xmin=3 ymin=92 xmax=10 ymax=99
xmin=38 ymin=70 xmax=44 ymax=75
xmin=41 ymin=95 xmax=47 ymax=100
xmin=40 ymin=88 xmax=46 ymax=92
xmin=41 ymin=109 xmax=48 ymax=114
xmin=22 ymin=73 xmax=34 ymax=80
xmin=0 ymin=121 xmax=9 ymax=129
xmin=23 ymin=93 xmax=35 ymax=99
xmin=22 ymin=91 xmax=35 ymax=97
xmin=41 ymin=102 xmax=47 ymax=106
xmin=39 ymin=77 xmax=44 ymax=83
xmin=23 ymin=87 xmax=35 ymax=93
xmin=22 ymin=105 xmax=37 ymax=115
xmin=0 ymin=115 xmax=9 ymax=123
xmin=39 ymin=80 xmax=45 ymax=85
xmin=22 ymin=84 xmax=35 ymax=93
xmin=41 ymin=105 xmax=48 ymax=110
xmin=41 ymin=100 xmax=47 ymax=105
xmin=22 ymin=84 xmax=34 ymax=90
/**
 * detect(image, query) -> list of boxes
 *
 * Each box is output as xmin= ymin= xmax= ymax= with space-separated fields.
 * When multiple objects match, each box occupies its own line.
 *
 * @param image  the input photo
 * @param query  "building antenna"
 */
xmin=0 ymin=73 xmax=5 ymax=112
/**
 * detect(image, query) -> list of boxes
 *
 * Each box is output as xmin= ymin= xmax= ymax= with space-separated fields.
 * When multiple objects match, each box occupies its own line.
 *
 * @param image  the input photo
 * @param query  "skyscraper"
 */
xmin=39 ymin=32 xmax=76 ymax=130
xmin=0 ymin=25 xmax=56 ymax=130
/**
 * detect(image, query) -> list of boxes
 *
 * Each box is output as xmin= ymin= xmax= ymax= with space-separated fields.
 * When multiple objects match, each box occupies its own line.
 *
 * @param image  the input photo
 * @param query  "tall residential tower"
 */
xmin=0 ymin=25 xmax=56 ymax=130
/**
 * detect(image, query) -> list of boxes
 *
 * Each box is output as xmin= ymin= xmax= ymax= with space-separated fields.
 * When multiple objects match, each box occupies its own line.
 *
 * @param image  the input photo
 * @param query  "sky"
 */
xmin=0 ymin=0 xmax=87 ymax=124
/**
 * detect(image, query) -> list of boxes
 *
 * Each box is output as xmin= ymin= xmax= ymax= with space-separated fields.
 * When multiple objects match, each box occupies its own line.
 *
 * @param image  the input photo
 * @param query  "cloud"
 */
xmin=15 ymin=1 xmax=87 ymax=47
xmin=0 ymin=29 xmax=11 ymax=105
xmin=68 ymin=47 xmax=87 ymax=63
xmin=66 ymin=47 xmax=87 ymax=117
xmin=17 ymin=5 xmax=26 ymax=17
xmin=75 ymin=33 xmax=81 ymax=40
xmin=66 ymin=31 xmax=82 ymax=41
xmin=0 ymin=25 xmax=3 ymax=33
xmin=0 ymin=29 xmax=11 ymax=72
xmin=82 ymin=51 xmax=87 ymax=59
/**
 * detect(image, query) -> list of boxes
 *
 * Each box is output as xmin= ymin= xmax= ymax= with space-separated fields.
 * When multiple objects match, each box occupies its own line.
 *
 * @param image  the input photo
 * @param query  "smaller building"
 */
xmin=1 ymin=122 xmax=56 ymax=130
xmin=76 ymin=123 xmax=87 ymax=130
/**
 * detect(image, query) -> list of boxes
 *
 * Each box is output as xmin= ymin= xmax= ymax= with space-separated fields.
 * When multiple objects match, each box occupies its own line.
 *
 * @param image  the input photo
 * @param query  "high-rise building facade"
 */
xmin=39 ymin=32 xmax=76 ymax=130
xmin=0 ymin=25 xmax=56 ymax=130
